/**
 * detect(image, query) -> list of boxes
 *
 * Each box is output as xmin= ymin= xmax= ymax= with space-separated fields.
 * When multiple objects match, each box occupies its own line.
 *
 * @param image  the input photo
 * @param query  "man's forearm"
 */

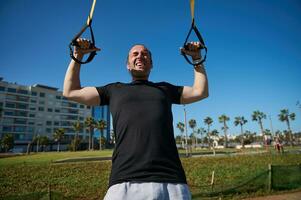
xmin=193 ymin=64 xmax=209 ymax=98
xmin=63 ymin=57 xmax=82 ymax=97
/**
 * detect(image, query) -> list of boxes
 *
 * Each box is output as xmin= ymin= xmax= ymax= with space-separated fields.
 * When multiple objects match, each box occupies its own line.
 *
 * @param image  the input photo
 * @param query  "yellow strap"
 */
xmin=86 ymin=0 xmax=97 ymax=25
xmin=190 ymin=0 xmax=195 ymax=21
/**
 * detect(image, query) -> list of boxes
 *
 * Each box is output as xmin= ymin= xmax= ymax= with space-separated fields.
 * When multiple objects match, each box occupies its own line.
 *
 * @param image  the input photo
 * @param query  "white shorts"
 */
xmin=104 ymin=182 xmax=192 ymax=200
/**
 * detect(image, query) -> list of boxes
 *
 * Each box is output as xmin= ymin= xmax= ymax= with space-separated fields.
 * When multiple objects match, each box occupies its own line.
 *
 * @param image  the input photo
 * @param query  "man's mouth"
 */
xmin=135 ymin=60 xmax=144 ymax=67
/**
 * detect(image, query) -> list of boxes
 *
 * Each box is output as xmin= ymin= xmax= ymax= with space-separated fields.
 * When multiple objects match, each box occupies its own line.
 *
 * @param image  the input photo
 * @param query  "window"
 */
xmin=69 ymin=103 xmax=77 ymax=108
xmin=7 ymin=88 xmax=16 ymax=93
xmin=40 ymin=92 xmax=45 ymax=97
xmin=87 ymin=106 xmax=91 ymax=109
xmin=56 ymin=95 xmax=61 ymax=100
xmin=80 ymin=105 xmax=84 ymax=109
xmin=31 ymin=99 xmax=37 ymax=103
xmin=2 ymin=118 xmax=13 ymax=124
xmin=3 ymin=126 xmax=12 ymax=131
xmin=55 ymin=109 xmax=60 ymax=113
xmin=46 ymin=121 xmax=52 ymax=126
xmin=16 ymin=103 xmax=27 ymax=109
xmin=29 ymin=113 xmax=35 ymax=118
xmin=54 ymin=121 xmax=59 ymax=126
xmin=15 ymin=126 xmax=26 ymax=132
xmin=30 ymin=107 xmax=36 ymax=111
xmin=18 ymin=89 xmax=28 ymax=95
xmin=46 ymin=128 xmax=52 ymax=133
xmin=47 ymin=108 xmax=53 ymax=112
xmin=38 ymin=107 xmax=44 ymax=111
xmin=31 ymin=91 xmax=37 ymax=96
xmin=28 ymin=127 xmax=34 ymax=133
xmin=16 ymin=111 xmax=27 ymax=117
xmin=39 ymin=100 xmax=45 ymax=105
xmin=0 ymin=86 xmax=5 ymax=91
xmin=15 ymin=119 xmax=27 ymax=124
xmin=18 ymin=96 xmax=29 ymax=102
xmin=5 ymin=103 xmax=15 ymax=108
xmin=4 ymin=111 xmax=14 ymax=116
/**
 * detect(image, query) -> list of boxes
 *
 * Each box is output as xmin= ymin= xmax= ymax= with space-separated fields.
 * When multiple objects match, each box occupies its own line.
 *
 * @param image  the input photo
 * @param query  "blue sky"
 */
xmin=1 ymin=0 xmax=300 ymax=136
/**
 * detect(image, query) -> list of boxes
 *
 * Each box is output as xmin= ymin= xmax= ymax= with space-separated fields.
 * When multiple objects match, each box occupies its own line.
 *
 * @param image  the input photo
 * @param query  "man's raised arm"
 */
xmin=63 ymin=38 xmax=101 ymax=106
xmin=180 ymin=42 xmax=209 ymax=104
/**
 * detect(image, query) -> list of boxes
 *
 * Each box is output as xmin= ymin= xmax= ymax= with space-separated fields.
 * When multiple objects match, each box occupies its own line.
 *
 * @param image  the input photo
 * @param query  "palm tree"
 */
xmin=188 ymin=119 xmax=197 ymax=148
xmin=278 ymin=109 xmax=296 ymax=146
xmin=53 ymin=128 xmax=65 ymax=152
xmin=234 ymin=116 xmax=248 ymax=148
xmin=96 ymin=119 xmax=107 ymax=150
xmin=72 ymin=121 xmax=82 ymax=151
xmin=176 ymin=122 xmax=185 ymax=148
xmin=219 ymin=114 xmax=230 ymax=148
xmin=196 ymin=127 xmax=206 ymax=147
xmin=252 ymin=110 xmax=266 ymax=136
xmin=204 ymin=117 xmax=213 ymax=148
xmin=84 ymin=116 xmax=96 ymax=151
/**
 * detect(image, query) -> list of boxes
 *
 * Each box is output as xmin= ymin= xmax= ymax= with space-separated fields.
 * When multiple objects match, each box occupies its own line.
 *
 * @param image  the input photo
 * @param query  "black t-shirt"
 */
xmin=96 ymin=80 xmax=187 ymax=187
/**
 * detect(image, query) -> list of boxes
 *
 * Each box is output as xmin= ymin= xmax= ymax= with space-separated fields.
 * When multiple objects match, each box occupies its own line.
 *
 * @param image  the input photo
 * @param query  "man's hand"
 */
xmin=73 ymin=38 xmax=101 ymax=60
xmin=180 ymin=42 xmax=202 ymax=60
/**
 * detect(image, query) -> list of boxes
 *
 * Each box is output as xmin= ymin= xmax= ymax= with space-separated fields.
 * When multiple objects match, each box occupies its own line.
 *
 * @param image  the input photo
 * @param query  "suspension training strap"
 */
xmin=182 ymin=0 xmax=207 ymax=66
xmin=69 ymin=0 xmax=97 ymax=64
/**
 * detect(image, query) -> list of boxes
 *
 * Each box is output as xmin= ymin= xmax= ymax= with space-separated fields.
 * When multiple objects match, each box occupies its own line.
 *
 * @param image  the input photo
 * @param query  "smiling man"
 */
xmin=63 ymin=39 xmax=209 ymax=200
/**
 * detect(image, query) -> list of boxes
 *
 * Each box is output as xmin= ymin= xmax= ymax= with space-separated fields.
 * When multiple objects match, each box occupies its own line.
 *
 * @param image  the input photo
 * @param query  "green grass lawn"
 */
xmin=1 ymin=148 xmax=301 ymax=200
xmin=0 ymin=150 xmax=113 ymax=166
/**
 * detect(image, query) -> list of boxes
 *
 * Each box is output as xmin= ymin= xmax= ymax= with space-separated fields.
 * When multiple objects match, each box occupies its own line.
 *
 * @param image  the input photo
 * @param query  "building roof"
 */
xmin=32 ymin=84 xmax=58 ymax=91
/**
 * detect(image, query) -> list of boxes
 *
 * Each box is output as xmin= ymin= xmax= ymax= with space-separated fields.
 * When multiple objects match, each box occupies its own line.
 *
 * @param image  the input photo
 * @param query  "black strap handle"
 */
xmin=69 ymin=21 xmax=97 ymax=64
xmin=182 ymin=19 xmax=207 ymax=66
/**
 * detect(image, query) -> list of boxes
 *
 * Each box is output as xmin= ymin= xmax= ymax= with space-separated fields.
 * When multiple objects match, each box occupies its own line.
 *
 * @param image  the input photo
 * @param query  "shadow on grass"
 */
xmin=3 ymin=191 xmax=72 ymax=200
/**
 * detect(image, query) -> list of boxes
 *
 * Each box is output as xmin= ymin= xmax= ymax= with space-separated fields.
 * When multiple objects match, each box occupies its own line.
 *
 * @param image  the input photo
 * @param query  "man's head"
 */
xmin=126 ymin=44 xmax=153 ymax=80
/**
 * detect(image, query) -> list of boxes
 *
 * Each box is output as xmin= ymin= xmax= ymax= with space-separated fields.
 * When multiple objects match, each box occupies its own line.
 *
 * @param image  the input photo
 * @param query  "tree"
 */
xmin=176 ymin=122 xmax=185 ymax=148
xmin=39 ymin=136 xmax=49 ymax=152
xmin=72 ymin=121 xmax=82 ymax=151
xmin=204 ymin=117 xmax=213 ymax=148
xmin=33 ymin=134 xmax=41 ymax=152
xmin=0 ymin=106 xmax=3 ymax=119
xmin=84 ymin=116 xmax=96 ymax=151
xmin=96 ymin=119 xmax=107 ymax=150
xmin=219 ymin=114 xmax=230 ymax=148
xmin=1 ymin=134 xmax=14 ymax=152
xmin=278 ymin=109 xmax=296 ymax=146
xmin=244 ymin=130 xmax=255 ymax=145
xmin=53 ymin=128 xmax=65 ymax=152
xmin=234 ymin=116 xmax=248 ymax=148
xmin=196 ymin=128 xmax=206 ymax=147
xmin=252 ymin=110 xmax=266 ymax=136
xmin=188 ymin=119 xmax=197 ymax=148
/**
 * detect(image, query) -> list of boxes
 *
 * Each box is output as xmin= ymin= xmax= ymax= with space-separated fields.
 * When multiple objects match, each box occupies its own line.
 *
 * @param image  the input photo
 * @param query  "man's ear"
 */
xmin=127 ymin=64 xmax=131 ymax=71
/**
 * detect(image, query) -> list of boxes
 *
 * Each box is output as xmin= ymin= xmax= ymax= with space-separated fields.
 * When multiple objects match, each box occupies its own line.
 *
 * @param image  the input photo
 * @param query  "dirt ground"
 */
xmin=242 ymin=191 xmax=301 ymax=200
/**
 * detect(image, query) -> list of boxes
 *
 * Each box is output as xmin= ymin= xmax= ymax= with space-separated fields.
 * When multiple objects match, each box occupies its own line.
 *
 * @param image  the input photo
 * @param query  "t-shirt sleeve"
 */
xmin=163 ymin=82 xmax=184 ymax=104
xmin=95 ymin=84 xmax=111 ymax=106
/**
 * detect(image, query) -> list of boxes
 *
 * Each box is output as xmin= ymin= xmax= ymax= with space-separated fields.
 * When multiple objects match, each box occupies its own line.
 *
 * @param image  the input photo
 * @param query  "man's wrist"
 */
xmin=73 ymin=53 xmax=84 ymax=61
xmin=192 ymin=56 xmax=202 ymax=60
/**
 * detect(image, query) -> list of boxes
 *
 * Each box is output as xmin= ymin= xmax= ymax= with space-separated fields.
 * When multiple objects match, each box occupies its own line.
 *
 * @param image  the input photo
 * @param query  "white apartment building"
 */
xmin=0 ymin=78 xmax=93 ymax=150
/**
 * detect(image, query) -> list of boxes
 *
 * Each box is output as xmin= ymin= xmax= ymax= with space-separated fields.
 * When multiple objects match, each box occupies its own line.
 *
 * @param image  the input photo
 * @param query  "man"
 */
xmin=63 ymin=38 xmax=209 ymax=200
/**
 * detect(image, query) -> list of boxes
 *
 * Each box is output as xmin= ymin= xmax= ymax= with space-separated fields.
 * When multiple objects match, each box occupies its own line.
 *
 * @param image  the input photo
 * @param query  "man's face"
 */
xmin=127 ymin=45 xmax=152 ymax=79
